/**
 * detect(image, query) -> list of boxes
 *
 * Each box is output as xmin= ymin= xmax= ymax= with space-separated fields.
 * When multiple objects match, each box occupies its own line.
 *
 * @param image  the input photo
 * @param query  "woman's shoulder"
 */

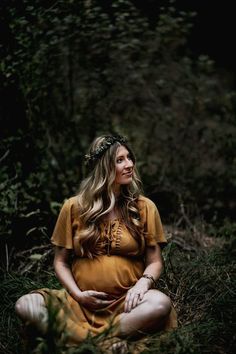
xmin=137 ymin=195 xmax=157 ymax=210
xmin=60 ymin=195 xmax=80 ymax=215
xmin=66 ymin=195 xmax=79 ymax=205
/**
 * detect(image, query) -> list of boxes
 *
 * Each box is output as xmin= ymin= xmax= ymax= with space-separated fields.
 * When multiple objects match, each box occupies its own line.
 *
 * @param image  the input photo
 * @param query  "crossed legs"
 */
xmin=15 ymin=289 xmax=171 ymax=340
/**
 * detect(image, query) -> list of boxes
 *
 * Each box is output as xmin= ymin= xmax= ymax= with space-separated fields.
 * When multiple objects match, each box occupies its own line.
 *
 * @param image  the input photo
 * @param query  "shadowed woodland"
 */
xmin=0 ymin=1 xmax=235 ymax=353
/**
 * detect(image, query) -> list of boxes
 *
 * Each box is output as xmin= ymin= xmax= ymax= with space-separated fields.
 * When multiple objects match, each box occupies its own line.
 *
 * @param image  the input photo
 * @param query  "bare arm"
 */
xmin=124 ymin=244 xmax=163 ymax=312
xmin=53 ymin=246 xmax=114 ymax=309
xmin=53 ymin=246 xmax=82 ymax=301
xmin=143 ymin=243 xmax=163 ymax=282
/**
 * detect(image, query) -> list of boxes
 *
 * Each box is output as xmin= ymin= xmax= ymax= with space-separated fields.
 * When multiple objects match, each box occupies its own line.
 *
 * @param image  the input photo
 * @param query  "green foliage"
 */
xmin=1 ymin=221 xmax=235 ymax=354
xmin=1 ymin=1 xmax=236 ymax=349
xmin=0 ymin=134 xmax=52 ymax=260
xmin=1 ymin=3 xmax=235 ymax=353
xmin=161 ymin=231 xmax=236 ymax=354
xmin=1 ymin=1 xmax=235 ymax=240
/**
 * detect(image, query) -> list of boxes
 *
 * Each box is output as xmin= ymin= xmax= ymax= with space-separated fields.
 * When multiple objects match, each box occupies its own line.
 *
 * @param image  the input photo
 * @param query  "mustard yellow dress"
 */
xmin=36 ymin=195 xmax=177 ymax=345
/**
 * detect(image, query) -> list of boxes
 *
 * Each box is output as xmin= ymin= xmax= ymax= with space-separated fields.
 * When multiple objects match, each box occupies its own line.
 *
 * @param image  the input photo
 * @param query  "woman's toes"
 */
xmin=111 ymin=340 xmax=128 ymax=354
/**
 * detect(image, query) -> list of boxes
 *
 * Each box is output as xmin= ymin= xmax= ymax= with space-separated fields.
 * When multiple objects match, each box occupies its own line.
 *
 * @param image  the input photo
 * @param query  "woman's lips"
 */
xmin=123 ymin=171 xmax=133 ymax=176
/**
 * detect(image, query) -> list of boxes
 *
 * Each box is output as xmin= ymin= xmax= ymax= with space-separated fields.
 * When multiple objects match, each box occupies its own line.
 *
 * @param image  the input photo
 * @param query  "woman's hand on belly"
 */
xmin=124 ymin=277 xmax=151 ymax=313
xmin=77 ymin=290 xmax=115 ymax=310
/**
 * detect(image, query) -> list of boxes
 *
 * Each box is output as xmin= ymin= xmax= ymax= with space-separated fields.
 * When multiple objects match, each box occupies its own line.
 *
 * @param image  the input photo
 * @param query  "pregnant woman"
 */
xmin=15 ymin=134 xmax=177 ymax=352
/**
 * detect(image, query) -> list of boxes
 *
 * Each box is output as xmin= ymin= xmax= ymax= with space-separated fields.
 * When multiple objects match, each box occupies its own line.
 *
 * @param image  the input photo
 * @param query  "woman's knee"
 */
xmin=15 ymin=293 xmax=48 ymax=333
xmin=15 ymin=293 xmax=45 ymax=320
xmin=15 ymin=294 xmax=29 ymax=319
xmin=145 ymin=290 xmax=172 ymax=318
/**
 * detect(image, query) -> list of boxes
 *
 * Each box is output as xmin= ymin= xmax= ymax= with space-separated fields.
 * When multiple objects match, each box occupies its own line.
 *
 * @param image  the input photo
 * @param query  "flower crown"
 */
xmin=84 ymin=135 xmax=127 ymax=168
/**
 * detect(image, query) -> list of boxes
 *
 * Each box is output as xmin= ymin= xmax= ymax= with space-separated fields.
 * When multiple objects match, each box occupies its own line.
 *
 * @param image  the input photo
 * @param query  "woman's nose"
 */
xmin=125 ymin=159 xmax=133 ymax=168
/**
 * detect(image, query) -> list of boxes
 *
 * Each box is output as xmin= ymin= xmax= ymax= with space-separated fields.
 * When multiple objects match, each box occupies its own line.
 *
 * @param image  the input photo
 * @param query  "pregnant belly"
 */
xmin=72 ymin=255 xmax=144 ymax=296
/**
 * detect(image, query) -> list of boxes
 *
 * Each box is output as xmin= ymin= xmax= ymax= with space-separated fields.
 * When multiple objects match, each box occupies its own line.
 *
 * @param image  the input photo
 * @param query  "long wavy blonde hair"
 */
xmin=75 ymin=135 xmax=143 ymax=258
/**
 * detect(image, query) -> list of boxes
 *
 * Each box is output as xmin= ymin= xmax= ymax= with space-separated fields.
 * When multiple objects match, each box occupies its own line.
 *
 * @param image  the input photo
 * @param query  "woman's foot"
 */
xmin=101 ymin=337 xmax=128 ymax=354
xmin=110 ymin=339 xmax=128 ymax=354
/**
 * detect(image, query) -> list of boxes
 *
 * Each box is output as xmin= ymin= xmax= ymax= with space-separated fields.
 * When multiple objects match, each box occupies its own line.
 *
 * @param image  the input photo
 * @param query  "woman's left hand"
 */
xmin=124 ymin=277 xmax=151 ymax=313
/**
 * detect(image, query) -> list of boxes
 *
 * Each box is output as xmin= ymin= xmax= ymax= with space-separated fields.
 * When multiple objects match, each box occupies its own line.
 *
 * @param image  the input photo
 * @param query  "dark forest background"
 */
xmin=0 ymin=1 xmax=235 ymax=353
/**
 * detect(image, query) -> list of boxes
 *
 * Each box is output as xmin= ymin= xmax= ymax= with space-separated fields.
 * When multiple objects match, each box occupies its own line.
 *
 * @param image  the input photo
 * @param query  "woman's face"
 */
xmin=114 ymin=145 xmax=134 ymax=186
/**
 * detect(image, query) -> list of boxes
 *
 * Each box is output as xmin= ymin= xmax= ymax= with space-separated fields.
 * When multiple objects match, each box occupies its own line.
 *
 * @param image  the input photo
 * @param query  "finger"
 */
xmin=124 ymin=297 xmax=129 ymax=313
xmin=86 ymin=291 xmax=103 ymax=298
xmin=138 ymin=291 xmax=145 ymax=302
xmin=97 ymin=299 xmax=114 ymax=307
xmin=124 ymin=293 xmax=132 ymax=312
xmin=127 ymin=298 xmax=134 ymax=312
xmin=132 ymin=294 xmax=140 ymax=309
xmin=92 ymin=292 xmax=110 ymax=299
xmin=124 ymin=301 xmax=129 ymax=313
xmin=125 ymin=293 xmax=136 ymax=312
xmin=86 ymin=290 xmax=94 ymax=297
xmin=129 ymin=293 xmax=140 ymax=311
xmin=101 ymin=299 xmax=115 ymax=304
xmin=125 ymin=291 xmax=133 ymax=301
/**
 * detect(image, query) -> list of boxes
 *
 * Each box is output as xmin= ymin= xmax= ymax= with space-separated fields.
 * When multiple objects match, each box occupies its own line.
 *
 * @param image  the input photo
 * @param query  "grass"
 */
xmin=0 ymin=220 xmax=235 ymax=354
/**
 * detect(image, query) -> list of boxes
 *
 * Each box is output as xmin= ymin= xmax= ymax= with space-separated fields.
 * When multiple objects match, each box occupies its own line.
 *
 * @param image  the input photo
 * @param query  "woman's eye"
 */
xmin=117 ymin=158 xmax=123 ymax=163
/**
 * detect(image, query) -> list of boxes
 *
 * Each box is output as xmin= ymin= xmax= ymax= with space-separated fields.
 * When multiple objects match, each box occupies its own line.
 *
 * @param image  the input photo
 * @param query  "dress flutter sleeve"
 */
xmin=51 ymin=198 xmax=74 ymax=249
xmin=141 ymin=197 xmax=167 ymax=248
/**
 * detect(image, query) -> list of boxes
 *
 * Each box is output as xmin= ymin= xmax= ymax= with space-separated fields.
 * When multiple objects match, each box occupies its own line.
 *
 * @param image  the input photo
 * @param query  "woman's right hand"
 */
xmin=77 ymin=290 xmax=115 ymax=310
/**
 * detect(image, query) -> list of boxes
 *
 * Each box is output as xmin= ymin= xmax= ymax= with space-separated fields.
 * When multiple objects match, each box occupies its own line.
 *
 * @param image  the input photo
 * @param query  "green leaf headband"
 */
xmin=84 ymin=135 xmax=127 ymax=169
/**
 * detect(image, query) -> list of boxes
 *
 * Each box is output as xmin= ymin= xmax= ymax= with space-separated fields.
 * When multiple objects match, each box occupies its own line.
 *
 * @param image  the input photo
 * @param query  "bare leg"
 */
xmin=119 ymin=289 xmax=171 ymax=338
xmin=15 ymin=293 xmax=48 ymax=333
